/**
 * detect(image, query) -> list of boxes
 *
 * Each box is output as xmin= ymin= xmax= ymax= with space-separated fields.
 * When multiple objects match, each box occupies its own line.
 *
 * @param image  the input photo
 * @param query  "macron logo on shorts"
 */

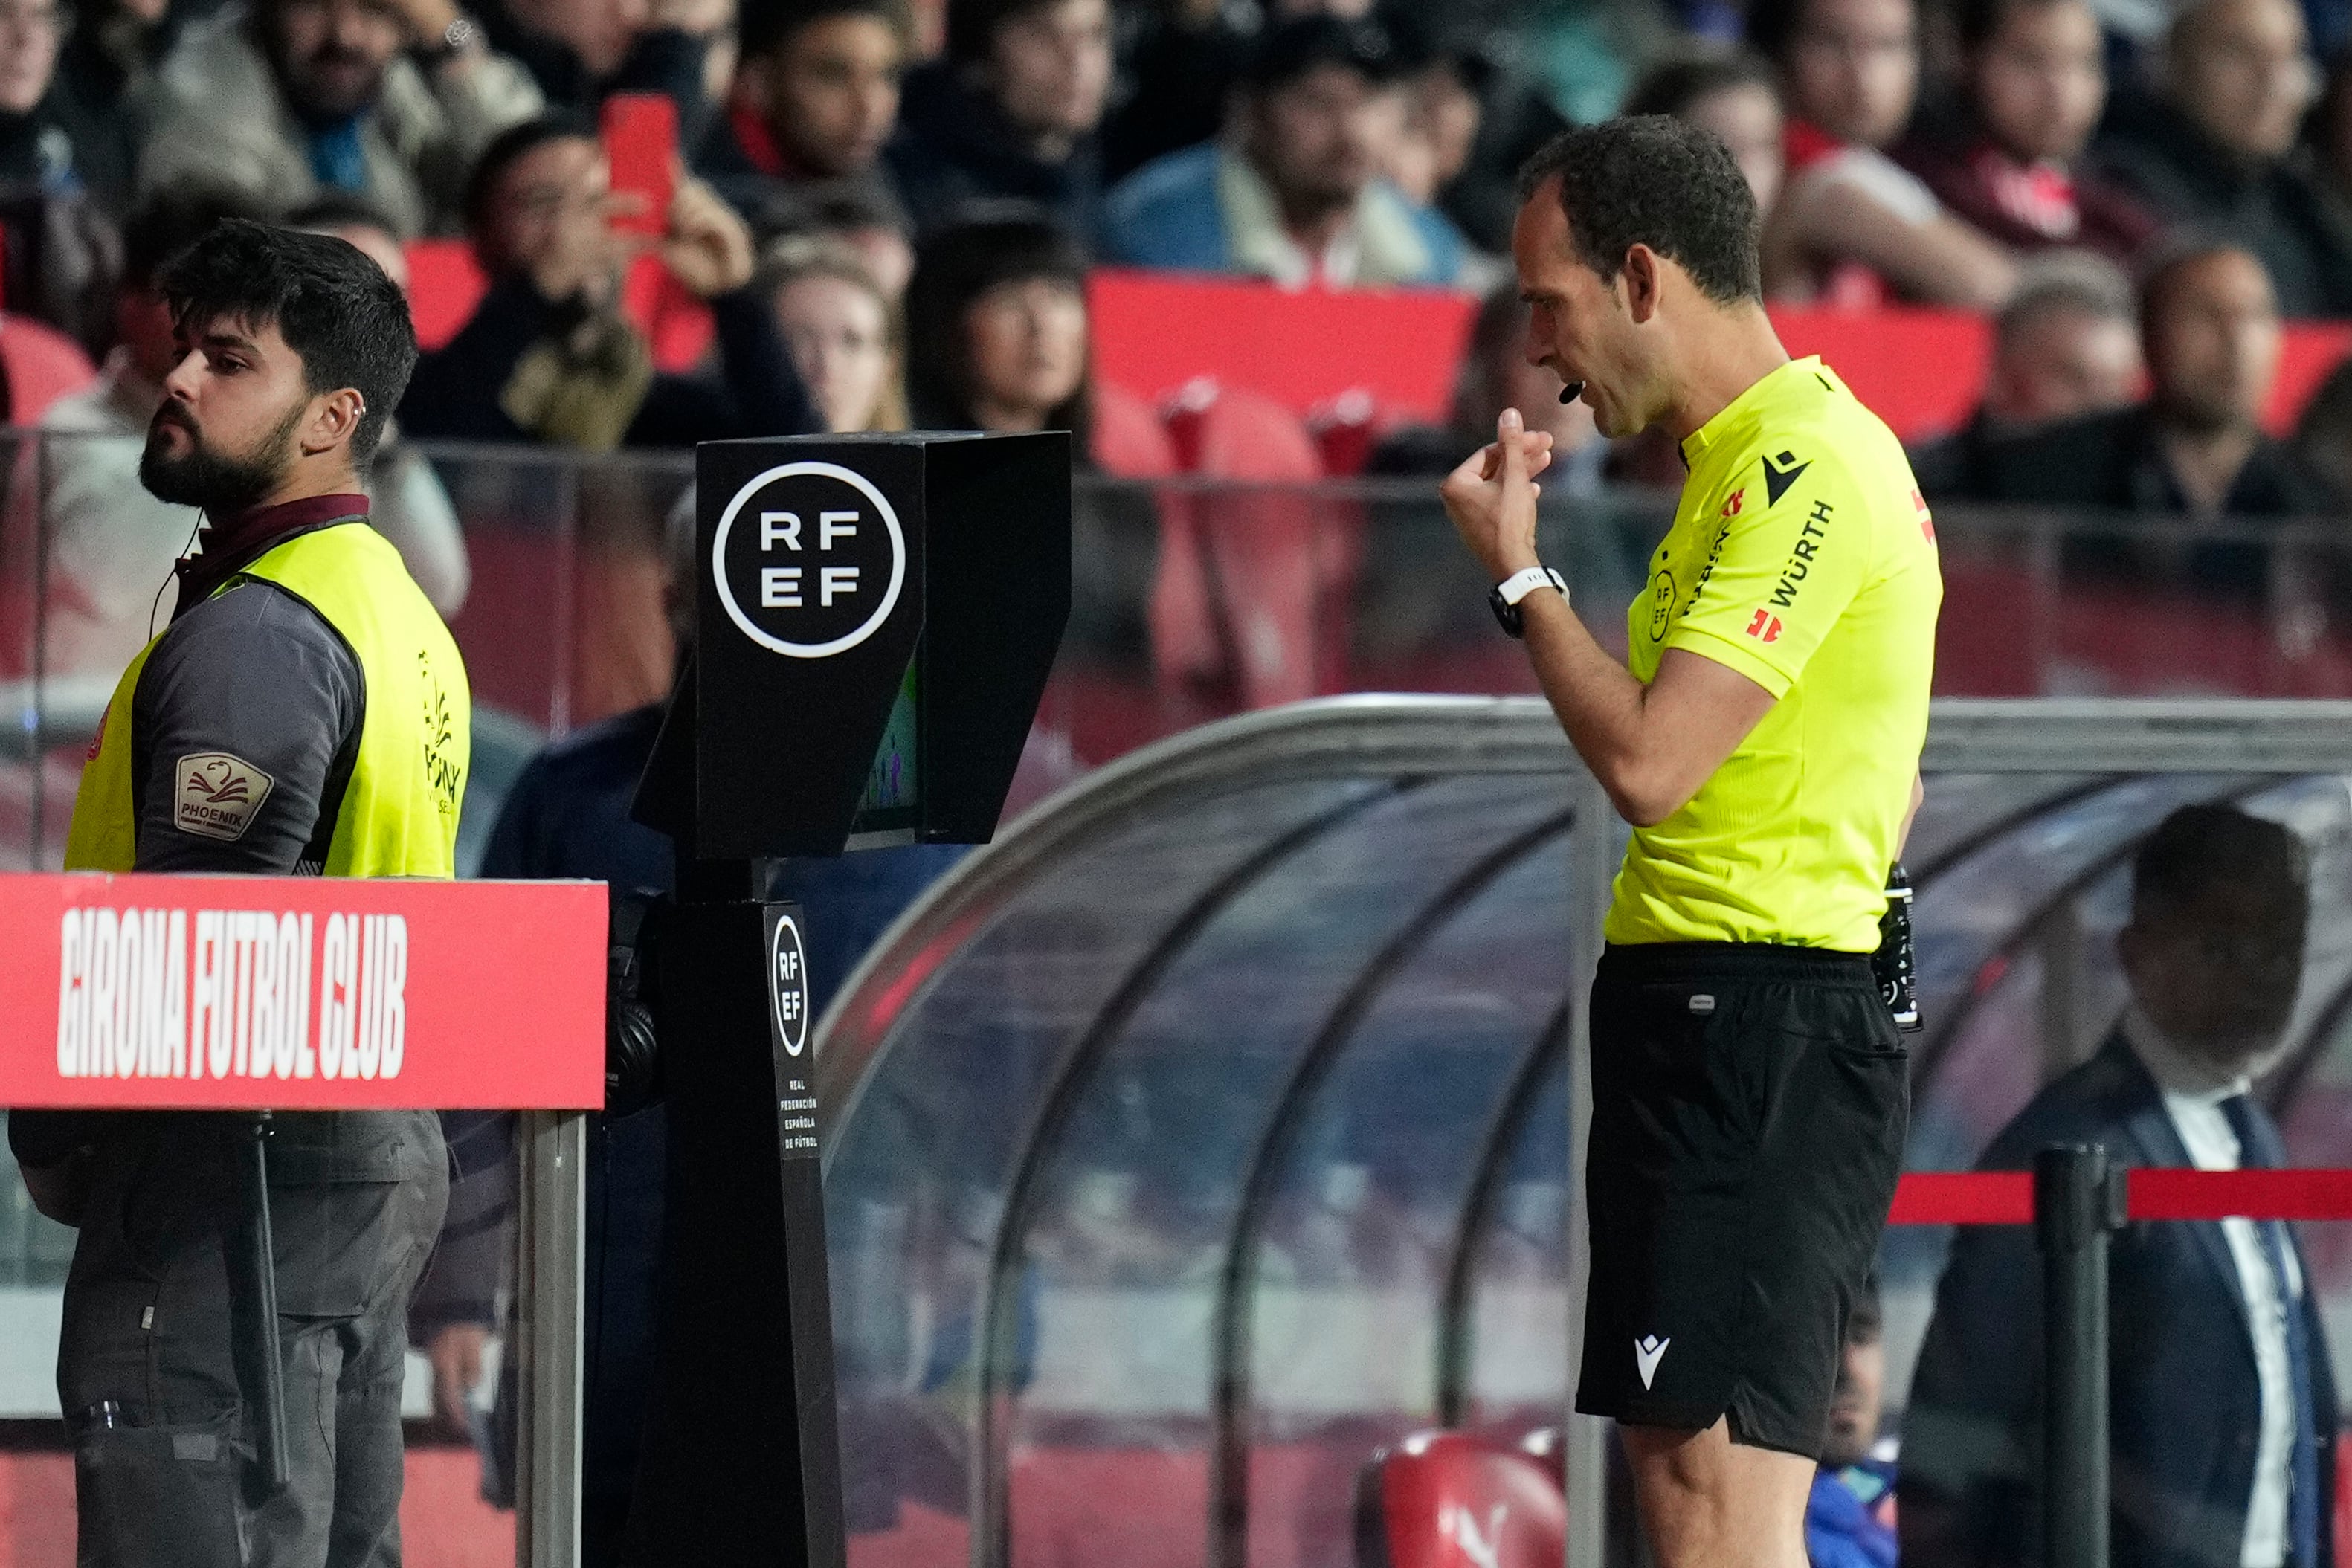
xmin=175 ymin=752 xmax=274 ymax=842
xmin=1635 ymin=1335 xmax=1671 ymax=1390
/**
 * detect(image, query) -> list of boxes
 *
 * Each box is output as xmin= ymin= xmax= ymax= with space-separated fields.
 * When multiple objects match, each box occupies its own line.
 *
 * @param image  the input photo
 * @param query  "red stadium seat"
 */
xmin=0 ymin=313 xmax=94 ymax=425
xmin=1092 ymin=381 xmax=1179 ymax=478
xmin=1150 ymin=379 xmax=1357 ymax=710
xmin=1355 ymin=1429 xmax=1567 ymax=1568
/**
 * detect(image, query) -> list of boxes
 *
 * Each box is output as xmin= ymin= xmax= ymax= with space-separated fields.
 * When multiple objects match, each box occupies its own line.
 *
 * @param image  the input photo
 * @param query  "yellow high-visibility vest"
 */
xmin=65 ymin=521 xmax=470 ymax=877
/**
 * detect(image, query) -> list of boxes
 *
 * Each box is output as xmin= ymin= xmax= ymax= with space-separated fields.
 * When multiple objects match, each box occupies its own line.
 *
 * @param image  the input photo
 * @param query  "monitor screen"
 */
xmin=849 ymin=660 xmax=919 ymax=836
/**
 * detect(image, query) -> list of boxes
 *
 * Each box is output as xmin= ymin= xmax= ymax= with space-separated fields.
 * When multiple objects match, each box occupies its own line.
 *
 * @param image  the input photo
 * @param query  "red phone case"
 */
xmin=601 ymin=92 xmax=677 ymax=237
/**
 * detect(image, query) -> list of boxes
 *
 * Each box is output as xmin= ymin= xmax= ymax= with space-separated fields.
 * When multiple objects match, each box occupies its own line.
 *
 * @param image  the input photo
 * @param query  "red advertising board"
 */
xmin=0 ymin=873 xmax=606 ymax=1110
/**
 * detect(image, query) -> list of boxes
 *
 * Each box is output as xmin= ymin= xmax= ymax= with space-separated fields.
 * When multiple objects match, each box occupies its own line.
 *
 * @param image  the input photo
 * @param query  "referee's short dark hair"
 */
xmin=1516 ymin=117 xmax=1762 ymax=305
xmin=2130 ymin=804 xmax=2308 ymax=926
xmin=156 ymin=219 xmax=419 ymax=468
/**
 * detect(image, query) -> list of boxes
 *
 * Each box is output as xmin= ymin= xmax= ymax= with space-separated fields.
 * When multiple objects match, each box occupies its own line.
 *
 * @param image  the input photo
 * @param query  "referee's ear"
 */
xmin=1621 ymin=243 xmax=1667 ymax=326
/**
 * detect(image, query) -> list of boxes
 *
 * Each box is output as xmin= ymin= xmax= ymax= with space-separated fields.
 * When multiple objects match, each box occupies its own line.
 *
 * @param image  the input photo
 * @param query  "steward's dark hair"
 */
xmin=1621 ymin=49 xmax=1778 ymax=120
xmin=463 ymin=111 xmax=598 ymax=233
xmin=155 ymin=219 xmax=419 ymax=468
xmin=1516 ymin=117 xmax=1762 ymax=304
xmin=741 ymin=0 xmax=908 ymax=62
xmin=122 ymin=189 xmax=274 ymax=294
xmin=2131 ymin=804 xmax=2307 ymax=925
xmin=902 ymin=206 xmax=1089 ymax=442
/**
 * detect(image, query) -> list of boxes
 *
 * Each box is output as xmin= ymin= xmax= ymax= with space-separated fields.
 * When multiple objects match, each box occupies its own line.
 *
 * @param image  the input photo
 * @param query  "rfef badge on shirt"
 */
xmin=1609 ymin=357 xmax=1942 ymax=953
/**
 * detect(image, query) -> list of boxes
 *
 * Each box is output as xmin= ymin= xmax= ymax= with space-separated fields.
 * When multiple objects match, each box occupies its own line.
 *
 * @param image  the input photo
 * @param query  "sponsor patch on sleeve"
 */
xmin=174 ymin=752 xmax=274 ymax=841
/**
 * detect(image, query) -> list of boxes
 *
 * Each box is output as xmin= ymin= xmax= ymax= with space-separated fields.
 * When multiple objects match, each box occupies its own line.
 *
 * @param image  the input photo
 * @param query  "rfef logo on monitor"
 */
xmin=712 ymin=461 xmax=907 ymax=659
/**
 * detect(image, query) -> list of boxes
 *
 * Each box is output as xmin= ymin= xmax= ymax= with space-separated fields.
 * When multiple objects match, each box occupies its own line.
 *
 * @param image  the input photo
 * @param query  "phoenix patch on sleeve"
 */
xmin=174 ymin=752 xmax=275 ymax=841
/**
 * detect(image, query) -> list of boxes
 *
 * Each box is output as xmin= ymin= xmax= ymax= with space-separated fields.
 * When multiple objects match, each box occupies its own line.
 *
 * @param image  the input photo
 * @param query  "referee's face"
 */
xmin=1512 ymin=185 xmax=1655 ymax=440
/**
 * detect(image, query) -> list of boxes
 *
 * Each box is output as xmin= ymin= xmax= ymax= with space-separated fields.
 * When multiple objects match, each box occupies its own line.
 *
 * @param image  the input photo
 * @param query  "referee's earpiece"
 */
xmin=1559 ymin=381 xmax=1585 ymax=404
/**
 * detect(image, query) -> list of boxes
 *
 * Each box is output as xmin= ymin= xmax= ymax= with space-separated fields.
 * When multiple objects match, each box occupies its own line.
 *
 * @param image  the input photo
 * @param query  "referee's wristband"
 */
xmin=1489 ymin=565 xmax=1567 ymax=639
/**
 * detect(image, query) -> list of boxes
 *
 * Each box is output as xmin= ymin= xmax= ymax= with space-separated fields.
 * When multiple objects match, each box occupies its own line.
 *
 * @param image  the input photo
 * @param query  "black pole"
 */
xmin=2035 ymin=1142 xmax=2120 ymax=1568
xmin=238 ymin=1111 xmax=290 ymax=1494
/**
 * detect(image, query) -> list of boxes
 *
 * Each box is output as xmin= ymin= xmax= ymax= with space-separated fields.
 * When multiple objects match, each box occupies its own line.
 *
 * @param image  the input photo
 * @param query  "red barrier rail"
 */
xmin=1888 ymin=1167 xmax=2352 ymax=1225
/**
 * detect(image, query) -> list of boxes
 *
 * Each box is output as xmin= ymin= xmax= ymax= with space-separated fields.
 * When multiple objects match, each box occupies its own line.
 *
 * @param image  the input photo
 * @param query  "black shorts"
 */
xmin=1577 ymin=942 xmax=1908 ymax=1458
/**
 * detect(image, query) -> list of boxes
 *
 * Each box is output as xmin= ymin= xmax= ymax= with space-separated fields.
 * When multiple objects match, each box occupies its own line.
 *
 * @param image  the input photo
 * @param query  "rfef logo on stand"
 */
xmin=769 ymin=910 xmax=809 ymax=1056
xmin=712 ymin=462 xmax=906 ymax=659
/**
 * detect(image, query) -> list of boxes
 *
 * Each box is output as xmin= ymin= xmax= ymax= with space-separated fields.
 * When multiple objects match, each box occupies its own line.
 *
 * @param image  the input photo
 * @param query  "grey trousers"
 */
xmin=57 ymin=1112 xmax=448 ymax=1568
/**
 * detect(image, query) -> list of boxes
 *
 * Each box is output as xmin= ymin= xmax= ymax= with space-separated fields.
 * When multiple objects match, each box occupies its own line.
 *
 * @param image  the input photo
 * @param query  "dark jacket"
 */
xmin=884 ymin=60 xmax=1103 ymax=239
xmin=1899 ymin=1032 xmax=2339 ymax=1568
xmin=477 ymin=4 xmax=715 ymax=145
xmin=1895 ymin=130 xmax=2158 ymax=265
xmin=1916 ymin=401 xmax=2339 ymax=593
xmin=397 ymin=273 xmax=819 ymax=447
xmin=2093 ymin=91 xmax=2352 ymax=317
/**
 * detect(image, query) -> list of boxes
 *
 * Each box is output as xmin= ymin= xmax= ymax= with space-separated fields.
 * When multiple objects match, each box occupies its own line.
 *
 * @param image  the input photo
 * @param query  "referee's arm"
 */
xmin=1441 ymin=410 xmax=1774 ymax=827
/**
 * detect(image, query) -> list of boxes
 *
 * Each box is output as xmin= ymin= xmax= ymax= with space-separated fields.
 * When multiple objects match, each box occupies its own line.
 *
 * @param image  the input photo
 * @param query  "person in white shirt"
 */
xmin=1902 ymin=801 xmax=2335 ymax=1568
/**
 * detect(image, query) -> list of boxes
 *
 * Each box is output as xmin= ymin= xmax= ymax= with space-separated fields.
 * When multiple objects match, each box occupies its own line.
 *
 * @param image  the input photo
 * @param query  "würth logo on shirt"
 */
xmin=1745 ymin=609 xmax=1783 ymax=643
xmin=175 ymin=752 xmax=274 ymax=842
xmin=1719 ymin=488 xmax=1745 ymax=517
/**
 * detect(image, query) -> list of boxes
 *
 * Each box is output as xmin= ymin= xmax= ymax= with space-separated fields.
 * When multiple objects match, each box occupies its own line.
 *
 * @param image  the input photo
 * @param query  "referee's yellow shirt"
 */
xmin=1606 ymin=356 xmax=1941 ymax=952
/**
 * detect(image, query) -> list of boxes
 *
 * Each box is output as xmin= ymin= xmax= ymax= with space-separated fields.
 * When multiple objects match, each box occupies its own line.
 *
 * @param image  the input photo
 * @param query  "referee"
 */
xmin=12 ymin=221 xmax=461 ymax=1567
xmin=1440 ymin=120 xmax=1939 ymax=1561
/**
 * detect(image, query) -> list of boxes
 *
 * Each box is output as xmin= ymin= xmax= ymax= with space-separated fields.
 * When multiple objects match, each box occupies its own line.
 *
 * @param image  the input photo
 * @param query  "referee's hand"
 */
xmin=1441 ymin=407 xmax=1555 ymax=581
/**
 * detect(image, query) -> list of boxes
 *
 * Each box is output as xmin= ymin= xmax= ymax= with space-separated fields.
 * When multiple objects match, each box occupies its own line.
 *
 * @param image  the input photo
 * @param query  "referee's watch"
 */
xmin=1489 ymin=565 xmax=1568 ymax=639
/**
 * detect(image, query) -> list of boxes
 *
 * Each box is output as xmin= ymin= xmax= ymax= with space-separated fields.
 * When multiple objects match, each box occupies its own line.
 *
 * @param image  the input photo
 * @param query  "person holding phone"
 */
xmin=399 ymin=110 xmax=819 ymax=446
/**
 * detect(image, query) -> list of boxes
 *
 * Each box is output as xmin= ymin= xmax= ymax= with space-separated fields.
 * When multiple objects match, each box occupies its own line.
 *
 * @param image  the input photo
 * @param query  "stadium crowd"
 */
xmin=0 ymin=0 xmax=2340 ymax=503
xmin=4 ymin=0 xmax=2352 ymax=1561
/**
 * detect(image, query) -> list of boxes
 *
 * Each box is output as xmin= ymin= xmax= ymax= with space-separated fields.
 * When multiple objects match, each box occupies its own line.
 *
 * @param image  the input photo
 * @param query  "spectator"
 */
xmin=885 ymin=0 xmax=1110 ymax=237
xmin=286 ymin=191 xmax=471 ymax=613
xmin=1623 ymin=51 xmax=1787 ymax=218
xmin=36 ymin=192 xmax=465 ymax=687
xmin=2310 ymin=54 xmax=2352 ymax=269
xmin=1805 ymin=1280 xmax=1897 ymax=1568
xmin=48 ymin=0 xmax=181 ymax=214
xmin=1425 ymin=46 xmax=1573 ymax=257
xmin=0 ymin=0 xmax=120 ymax=352
xmin=138 ymin=0 xmax=544 ymax=238
xmin=2292 ymin=351 xmax=2352 ymax=496
xmin=1893 ymin=0 xmax=2157 ymax=264
xmin=399 ymin=112 xmax=819 ymax=446
xmin=1103 ymin=13 xmax=1470 ymax=288
xmin=479 ymin=0 xmax=726 ymax=132
xmin=903 ymin=207 xmax=1085 ymax=438
xmin=1922 ymin=242 xmax=2332 ymax=525
xmin=696 ymin=0 xmax=903 ymax=207
xmin=1369 ymin=280 xmax=1605 ymax=496
xmin=1904 ymin=804 xmax=2336 ymax=1568
xmin=1909 ymin=252 xmax=2142 ymax=492
xmin=2092 ymin=0 xmax=2352 ymax=316
xmin=1750 ymin=0 xmax=2019 ymax=306
xmin=1100 ymin=0 xmax=1250 ymax=181
xmin=727 ymin=170 xmax=916 ymax=296
xmin=799 ymin=176 xmax=915 ymax=296
xmin=760 ymin=233 xmax=903 ymax=430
